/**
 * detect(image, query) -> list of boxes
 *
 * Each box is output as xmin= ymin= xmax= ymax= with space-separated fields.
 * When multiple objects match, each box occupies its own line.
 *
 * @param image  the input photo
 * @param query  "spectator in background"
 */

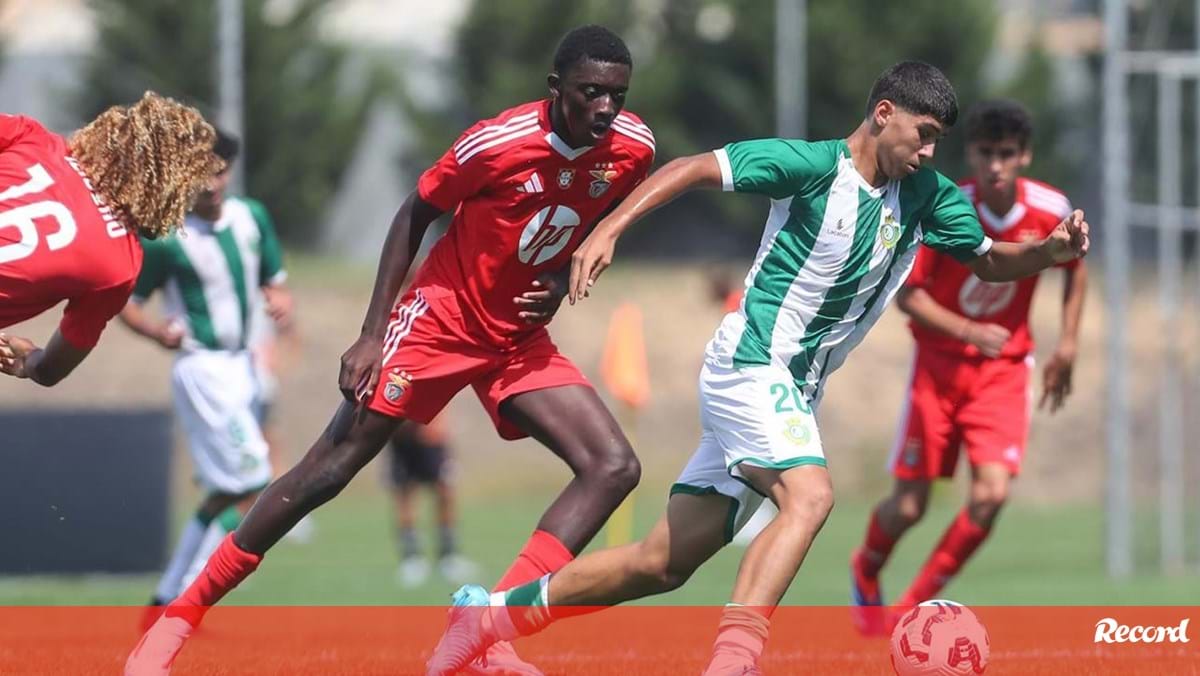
xmin=386 ymin=415 xmax=479 ymax=588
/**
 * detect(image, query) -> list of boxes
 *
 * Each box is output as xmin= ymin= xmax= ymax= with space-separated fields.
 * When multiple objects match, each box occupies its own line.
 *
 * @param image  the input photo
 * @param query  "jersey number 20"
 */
xmin=0 ymin=163 xmax=78 ymax=264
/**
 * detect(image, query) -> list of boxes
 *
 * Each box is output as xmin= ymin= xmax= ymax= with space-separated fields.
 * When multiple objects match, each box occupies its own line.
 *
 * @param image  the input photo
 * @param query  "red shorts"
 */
xmin=889 ymin=345 xmax=1033 ymax=480
xmin=365 ymin=290 xmax=591 ymax=440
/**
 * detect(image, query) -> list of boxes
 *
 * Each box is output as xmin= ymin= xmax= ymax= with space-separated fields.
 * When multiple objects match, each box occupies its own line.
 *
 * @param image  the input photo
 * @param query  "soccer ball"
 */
xmin=890 ymin=600 xmax=989 ymax=675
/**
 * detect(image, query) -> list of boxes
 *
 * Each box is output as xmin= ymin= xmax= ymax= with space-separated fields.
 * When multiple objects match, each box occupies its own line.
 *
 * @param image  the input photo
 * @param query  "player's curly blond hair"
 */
xmin=69 ymin=92 xmax=223 ymax=239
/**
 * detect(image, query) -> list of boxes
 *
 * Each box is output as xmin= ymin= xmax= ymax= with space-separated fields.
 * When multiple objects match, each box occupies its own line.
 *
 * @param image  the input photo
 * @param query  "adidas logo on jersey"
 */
xmin=517 ymin=172 xmax=545 ymax=194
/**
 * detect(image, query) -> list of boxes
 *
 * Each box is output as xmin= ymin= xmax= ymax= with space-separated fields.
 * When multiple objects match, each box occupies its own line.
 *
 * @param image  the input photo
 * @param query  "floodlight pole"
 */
xmin=1102 ymin=0 xmax=1133 ymax=578
xmin=1156 ymin=71 xmax=1185 ymax=575
xmin=217 ymin=0 xmax=246 ymax=195
xmin=775 ymin=0 xmax=806 ymax=138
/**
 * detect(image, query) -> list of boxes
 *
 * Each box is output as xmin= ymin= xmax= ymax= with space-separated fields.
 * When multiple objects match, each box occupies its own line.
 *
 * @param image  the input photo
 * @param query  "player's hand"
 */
xmin=339 ymin=333 xmax=384 ymax=406
xmin=156 ymin=322 xmax=184 ymax=350
xmin=0 ymin=333 xmax=38 ymax=379
xmin=1039 ymin=342 xmax=1075 ymax=413
xmin=569 ymin=230 xmax=617 ymax=304
xmin=264 ymin=284 xmax=294 ymax=329
xmin=1043 ymin=209 xmax=1089 ymax=264
xmin=514 ymin=273 xmax=567 ymax=324
xmin=963 ymin=321 xmax=1011 ymax=358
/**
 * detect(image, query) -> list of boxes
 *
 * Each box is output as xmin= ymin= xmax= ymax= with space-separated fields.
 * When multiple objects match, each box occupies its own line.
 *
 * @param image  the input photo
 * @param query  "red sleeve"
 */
xmin=0 ymin=115 xmax=37 ymax=153
xmin=904 ymin=244 xmax=941 ymax=289
xmin=58 ymin=281 xmax=135 ymax=349
xmin=416 ymin=128 xmax=497 ymax=212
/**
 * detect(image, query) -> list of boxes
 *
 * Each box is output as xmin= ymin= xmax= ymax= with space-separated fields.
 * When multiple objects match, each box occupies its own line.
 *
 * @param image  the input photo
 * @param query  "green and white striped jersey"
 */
xmin=133 ymin=196 xmax=285 ymax=352
xmin=709 ymin=138 xmax=991 ymax=404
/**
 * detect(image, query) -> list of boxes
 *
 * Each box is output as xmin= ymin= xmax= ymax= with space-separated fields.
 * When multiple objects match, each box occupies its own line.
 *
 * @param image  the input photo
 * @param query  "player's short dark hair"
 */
xmin=964 ymin=99 xmax=1033 ymax=148
xmin=553 ymin=25 xmax=632 ymax=76
xmin=865 ymin=61 xmax=958 ymax=127
xmin=213 ymin=128 xmax=240 ymax=163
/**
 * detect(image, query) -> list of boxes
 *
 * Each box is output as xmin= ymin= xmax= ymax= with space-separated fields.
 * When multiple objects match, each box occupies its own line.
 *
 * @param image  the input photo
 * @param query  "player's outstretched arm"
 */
xmin=1040 ymin=260 xmax=1088 ymax=412
xmin=118 ymin=300 xmax=183 ymax=350
xmin=968 ymin=209 xmax=1090 ymax=282
xmin=340 ymin=190 xmax=443 ymax=404
xmin=0 ymin=330 xmax=90 ymax=387
xmin=569 ymin=153 xmax=722 ymax=303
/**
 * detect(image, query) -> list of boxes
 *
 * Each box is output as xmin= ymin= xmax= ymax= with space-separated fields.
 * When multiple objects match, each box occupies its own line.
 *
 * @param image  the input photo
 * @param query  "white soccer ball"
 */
xmin=890 ymin=600 xmax=990 ymax=675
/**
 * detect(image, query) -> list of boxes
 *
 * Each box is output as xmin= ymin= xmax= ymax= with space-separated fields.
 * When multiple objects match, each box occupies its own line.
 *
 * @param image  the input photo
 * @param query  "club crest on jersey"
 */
xmin=783 ymin=417 xmax=812 ymax=446
xmin=384 ymin=370 xmax=412 ymax=403
xmin=903 ymin=439 xmax=921 ymax=467
xmin=557 ymin=169 xmax=576 ymax=189
xmin=879 ymin=212 xmax=902 ymax=249
xmin=589 ymin=163 xmax=618 ymax=198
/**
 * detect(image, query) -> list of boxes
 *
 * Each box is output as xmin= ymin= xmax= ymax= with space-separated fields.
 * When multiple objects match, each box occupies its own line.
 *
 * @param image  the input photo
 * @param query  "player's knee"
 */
xmin=778 ymin=478 xmax=835 ymax=525
xmin=895 ymin=493 xmax=928 ymax=526
xmin=890 ymin=480 xmax=930 ymax=526
xmin=586 ymin=444 xmax=641 ymax=494
xmin=968 ymin=483 xmax=1008 ymax=526
xmin=970 ymin=477 xmax=1009 ymax=510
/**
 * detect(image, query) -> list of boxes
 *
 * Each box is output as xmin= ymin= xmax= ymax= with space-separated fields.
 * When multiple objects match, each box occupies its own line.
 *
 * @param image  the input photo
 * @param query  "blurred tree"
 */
xmin=75 ymin=0 xmax=386 ymax=246
xmin=403 ymin=0 xmax=1000 ymax=256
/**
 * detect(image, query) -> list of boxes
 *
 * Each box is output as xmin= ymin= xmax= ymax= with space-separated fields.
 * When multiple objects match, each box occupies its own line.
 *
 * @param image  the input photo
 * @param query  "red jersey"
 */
xmin=906 ymin=177 xmax=1076 ymax=358
xmin=413 ymin=100 xmax=655 ymax=347
xmin=0 ymin=115 xmax=142 ymax=348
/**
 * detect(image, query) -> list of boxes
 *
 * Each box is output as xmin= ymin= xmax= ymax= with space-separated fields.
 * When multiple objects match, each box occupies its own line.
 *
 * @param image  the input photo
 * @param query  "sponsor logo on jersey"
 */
xmin=518 ymin=205 xmax=582 ymax=265
xmin=384 ymin=370 xmax=412 ymax=403
xmin=589 ymin=163 xmax=618 ymax=198
xmin=1094 ymin=617 xmax=1190 ymax=644
xmin=783 ymin=416 xmax=811 ymax=445
xmin=958 ymin=276 xmax=1017 ymax=318
xmin=557 ymin=169 xmax=575 ymax=189
xmin=516 ymin=172 xmax=545 ymax=194
xmin=827 ymin=216 xmax=852 ymax=239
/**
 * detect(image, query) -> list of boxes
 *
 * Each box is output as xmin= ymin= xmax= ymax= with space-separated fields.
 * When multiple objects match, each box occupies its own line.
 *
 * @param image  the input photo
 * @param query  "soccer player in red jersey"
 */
xmin=850 ymin=99 xmax=1088 ymax=631
xmin=0 ymin=93 xmax=221 ymax=386
xmin=127 ymin=25 xmax=655 ymax=675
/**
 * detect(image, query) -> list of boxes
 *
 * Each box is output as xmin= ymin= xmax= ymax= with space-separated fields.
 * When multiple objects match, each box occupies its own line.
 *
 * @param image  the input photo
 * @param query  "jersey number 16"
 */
xmin=0 ymin=163 xmax=79 ymax=265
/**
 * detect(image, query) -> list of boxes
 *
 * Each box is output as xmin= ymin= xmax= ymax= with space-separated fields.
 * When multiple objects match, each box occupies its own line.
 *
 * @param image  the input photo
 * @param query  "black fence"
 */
xmin=0 ymin=409 xmax=172 ymax=574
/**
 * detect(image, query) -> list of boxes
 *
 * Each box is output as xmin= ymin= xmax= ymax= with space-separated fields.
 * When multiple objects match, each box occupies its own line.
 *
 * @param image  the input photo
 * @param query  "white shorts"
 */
xmin=672 ymin=361 xmax=826 ymax=542
xmin=171 ymin=350 xmax=273 ymax=495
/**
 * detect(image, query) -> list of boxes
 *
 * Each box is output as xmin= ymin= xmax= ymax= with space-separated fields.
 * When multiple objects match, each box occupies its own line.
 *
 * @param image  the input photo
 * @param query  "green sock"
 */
xmin=216 ymin=506 xmax=242 ymax=533
xmin=493 ymin=574 xmax=552 ymax=639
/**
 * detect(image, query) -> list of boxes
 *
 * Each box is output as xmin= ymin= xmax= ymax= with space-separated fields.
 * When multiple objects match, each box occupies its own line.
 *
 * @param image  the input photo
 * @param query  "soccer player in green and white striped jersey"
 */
xmin=118 ymin=130 xmax=294 ymax=626
xmin=426 ymin=62 xmax=1088 ymax=676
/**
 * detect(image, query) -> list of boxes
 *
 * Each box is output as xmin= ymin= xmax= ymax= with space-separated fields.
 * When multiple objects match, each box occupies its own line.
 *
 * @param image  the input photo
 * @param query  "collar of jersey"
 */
xmin=976 ymin=200 xmax=1026 ymax=233
xmin=546 ymin=131 xmax=593 ymax=160
xmin=838 ymin=142 xmax=888 ymax=198
xmin=975 ymin=178 xmax=1027 ymax=233
xmin=540 ymin=99 xmax=595 ymax=160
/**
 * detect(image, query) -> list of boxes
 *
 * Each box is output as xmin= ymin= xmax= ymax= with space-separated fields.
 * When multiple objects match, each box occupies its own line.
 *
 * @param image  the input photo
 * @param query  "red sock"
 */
xmin=164 ymin=534 xmax=262 ymax=626
xmin=493 ymin=530 xmax=573 ymax=592
xmin=898 ymin=509 xmax=989 ymax=606
xmin=858 ymin=509 xmax=898 ymax=578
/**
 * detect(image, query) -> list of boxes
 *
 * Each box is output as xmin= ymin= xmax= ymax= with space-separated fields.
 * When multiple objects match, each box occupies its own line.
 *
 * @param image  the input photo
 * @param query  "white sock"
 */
xmin=180 ymin=519 xmax=232 ymax=590
xmin=154 ymin=517 xmax=208 ymax=601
